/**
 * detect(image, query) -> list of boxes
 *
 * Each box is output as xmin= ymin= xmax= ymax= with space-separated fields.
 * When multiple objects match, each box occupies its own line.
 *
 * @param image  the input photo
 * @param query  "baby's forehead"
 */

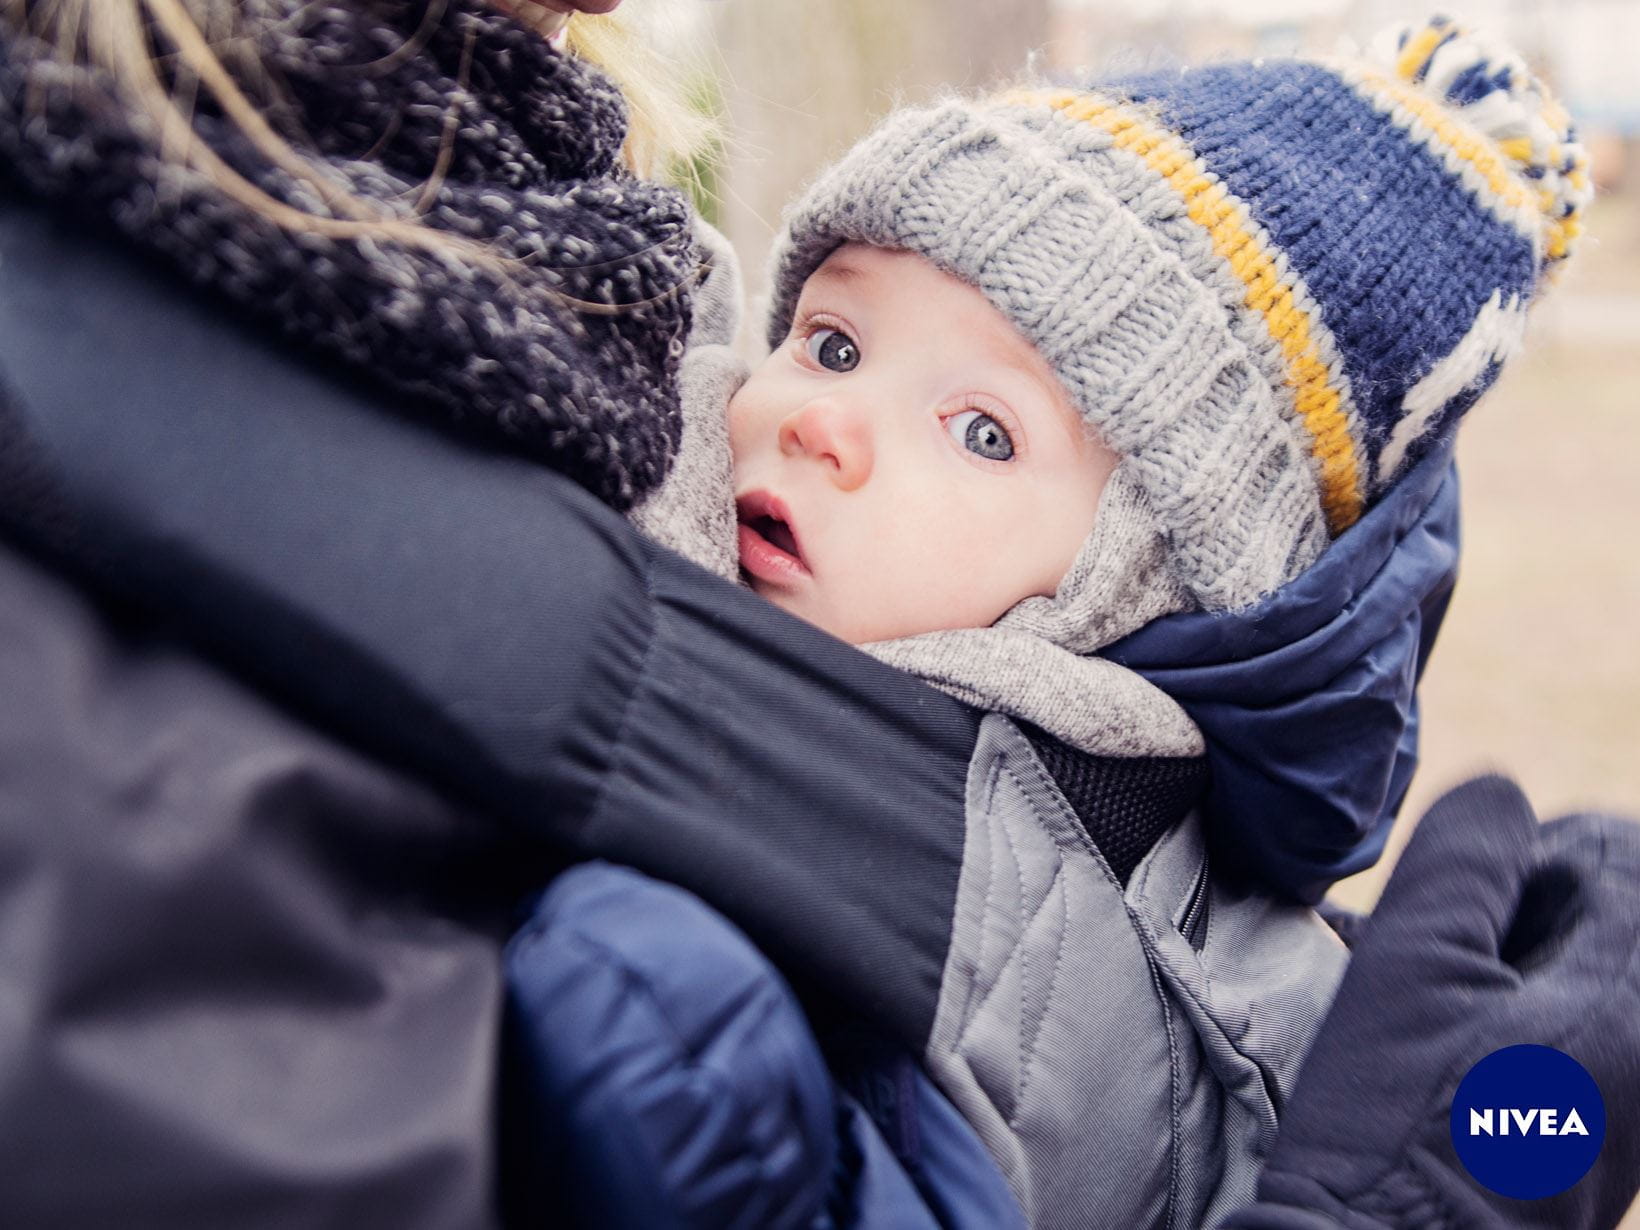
xmin=804 ymin=247 xmax=1020 ymax=350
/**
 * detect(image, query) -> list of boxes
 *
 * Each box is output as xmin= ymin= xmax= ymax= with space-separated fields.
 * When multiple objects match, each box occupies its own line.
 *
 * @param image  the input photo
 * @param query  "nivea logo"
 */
xmin=1450 ymin=1045 xmax=1605 ymax=1199
xmin=1467 ymin=1107 xmax=1590 ymax=1137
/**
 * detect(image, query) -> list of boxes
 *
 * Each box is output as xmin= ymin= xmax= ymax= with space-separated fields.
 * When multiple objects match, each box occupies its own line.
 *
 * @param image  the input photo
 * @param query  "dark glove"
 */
xmin=1223 ymin=775 xmax=1640 ymax=1229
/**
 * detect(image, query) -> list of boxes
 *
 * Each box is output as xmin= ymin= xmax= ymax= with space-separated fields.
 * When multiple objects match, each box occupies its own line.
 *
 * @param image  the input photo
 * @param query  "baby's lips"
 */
xmin=735 ymin=489 xmax=810 ymax=574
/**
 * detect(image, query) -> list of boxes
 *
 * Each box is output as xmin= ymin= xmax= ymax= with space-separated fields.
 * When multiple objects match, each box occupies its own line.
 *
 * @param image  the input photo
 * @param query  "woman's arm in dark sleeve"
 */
xmin=0 ymin=190 xmax=977 ymax=1050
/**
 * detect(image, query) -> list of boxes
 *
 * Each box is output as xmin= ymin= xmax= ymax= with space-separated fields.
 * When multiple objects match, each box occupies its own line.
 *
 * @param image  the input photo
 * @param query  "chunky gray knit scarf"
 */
xmin=0 ymin=0 xmax=698 ymax=510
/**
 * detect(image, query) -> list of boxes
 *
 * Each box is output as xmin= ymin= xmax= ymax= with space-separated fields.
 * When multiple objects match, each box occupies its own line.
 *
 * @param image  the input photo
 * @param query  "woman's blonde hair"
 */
xmin=2 ymin=0 xmax=717 ymax=262
xmin=563 ymin=9 xmax=717 ymax=188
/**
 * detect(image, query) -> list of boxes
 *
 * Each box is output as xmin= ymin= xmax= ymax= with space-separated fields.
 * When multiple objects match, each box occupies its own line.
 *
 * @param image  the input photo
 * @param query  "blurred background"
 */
xmin=633 ymin=0 xmax=1640 ymax=893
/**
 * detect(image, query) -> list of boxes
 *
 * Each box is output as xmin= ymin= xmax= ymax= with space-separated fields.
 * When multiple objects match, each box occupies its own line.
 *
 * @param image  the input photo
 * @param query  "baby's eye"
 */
xmin=946 ymin=408 xmax=1015 ymax=462
xmin=805 ymin=327 xmax=860 ymax=372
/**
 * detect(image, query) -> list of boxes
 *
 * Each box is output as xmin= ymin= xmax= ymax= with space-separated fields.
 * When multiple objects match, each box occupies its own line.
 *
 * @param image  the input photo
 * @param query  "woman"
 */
xmin=0 ymin=2 xmax=1029 ymax=1223
xmin=1 ymin=2 xmax=1636 ymax=1226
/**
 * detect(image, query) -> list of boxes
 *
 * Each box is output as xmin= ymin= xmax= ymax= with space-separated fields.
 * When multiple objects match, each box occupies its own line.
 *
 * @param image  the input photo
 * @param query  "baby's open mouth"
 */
xmin=735 ymin=491 xmax=810 ymax=583
xmin=746 ymin=514 xmax=800 ymax=559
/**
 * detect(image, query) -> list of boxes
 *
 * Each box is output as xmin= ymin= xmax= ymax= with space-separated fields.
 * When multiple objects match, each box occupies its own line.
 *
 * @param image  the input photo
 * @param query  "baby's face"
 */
xmin=729 ymin=244 xmax=1117 ymax=644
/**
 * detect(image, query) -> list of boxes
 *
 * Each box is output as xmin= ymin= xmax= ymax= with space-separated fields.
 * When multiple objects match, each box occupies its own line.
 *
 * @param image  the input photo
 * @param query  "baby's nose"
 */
xmin=779 ymin=397 xmax=874 ymax=490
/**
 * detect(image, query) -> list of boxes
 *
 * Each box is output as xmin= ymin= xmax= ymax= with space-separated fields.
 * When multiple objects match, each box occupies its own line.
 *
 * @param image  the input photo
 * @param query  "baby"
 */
xmin=626 ymin=15 xmax=1590 ymax=1225
xmin=655 ymin=23 xmax=1589 ymax=792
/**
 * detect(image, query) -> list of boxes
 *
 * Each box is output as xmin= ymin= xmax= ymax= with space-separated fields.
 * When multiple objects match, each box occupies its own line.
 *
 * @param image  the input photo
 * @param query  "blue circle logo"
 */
xmin=1450 ymin=1044 xmax=1604 ymax=1199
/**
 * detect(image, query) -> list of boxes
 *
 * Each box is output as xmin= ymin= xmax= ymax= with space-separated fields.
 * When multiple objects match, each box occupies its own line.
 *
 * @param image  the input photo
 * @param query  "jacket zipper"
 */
xmin=1180 ymin=858 xmax=1210 ymax=950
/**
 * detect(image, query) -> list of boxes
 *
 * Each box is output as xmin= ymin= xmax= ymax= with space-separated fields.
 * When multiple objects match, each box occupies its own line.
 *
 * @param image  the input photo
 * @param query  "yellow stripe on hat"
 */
xmin=1001 ymin=88 xmax=1365 ymax=534
xmin=1394 ymin=23 xmax=1450 ymax=83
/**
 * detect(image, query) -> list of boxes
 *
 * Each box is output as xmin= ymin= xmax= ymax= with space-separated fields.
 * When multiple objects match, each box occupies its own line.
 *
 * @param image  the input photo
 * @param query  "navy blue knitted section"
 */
xmin=1110 ymin=61 xmax=1537 ymax=489
xmin=1446 ymin=59 xmax=1518 ymax=106
xmin=1022 ymin=725 xmax=1208 ymax=887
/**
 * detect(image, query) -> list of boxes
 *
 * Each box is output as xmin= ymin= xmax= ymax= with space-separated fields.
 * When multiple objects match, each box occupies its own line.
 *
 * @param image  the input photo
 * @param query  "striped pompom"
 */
xmin=1368 ymin=15 xmax=1591 ymax=271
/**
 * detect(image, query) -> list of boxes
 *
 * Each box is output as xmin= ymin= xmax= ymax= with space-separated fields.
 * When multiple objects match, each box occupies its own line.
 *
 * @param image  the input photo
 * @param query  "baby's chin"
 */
xmin=751 ymin=583 xmax=966 ymax=647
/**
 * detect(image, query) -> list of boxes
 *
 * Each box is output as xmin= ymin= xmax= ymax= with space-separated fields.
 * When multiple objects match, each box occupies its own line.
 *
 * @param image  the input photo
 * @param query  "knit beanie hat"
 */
xmin=767 ymin=15 xmax=1591 ymax=613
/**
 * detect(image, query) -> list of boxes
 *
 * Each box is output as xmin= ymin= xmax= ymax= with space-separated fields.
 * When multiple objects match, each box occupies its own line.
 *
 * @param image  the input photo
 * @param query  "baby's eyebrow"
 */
xmin=806 ymin=257 xmax=868 ymax=288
